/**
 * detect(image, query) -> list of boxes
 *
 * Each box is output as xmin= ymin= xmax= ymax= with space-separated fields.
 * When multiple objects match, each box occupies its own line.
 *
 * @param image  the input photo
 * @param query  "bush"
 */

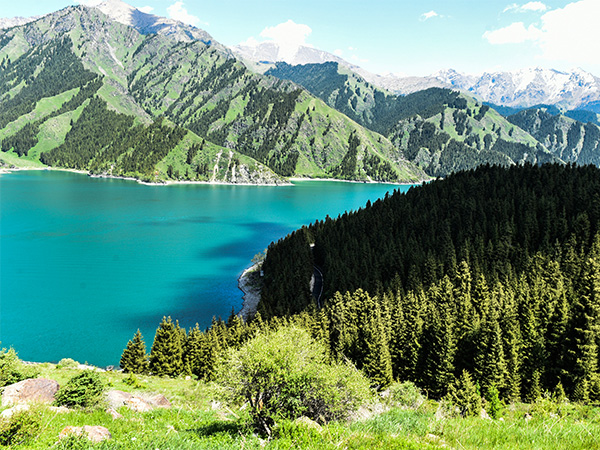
xmin=56 ymin=358 xmax=79 ymax=369
xmin=386 ymin=381 xmax=426 ymax=409
xmin=0 ymin=346 xmax=40 ymax=387
xmin=218 ymin=326 xmax=372 ymax=435
xmin=0 ymin=409 xmax=42 ymax=446
xmin=54 ymin=370 xmax=105 ymax=408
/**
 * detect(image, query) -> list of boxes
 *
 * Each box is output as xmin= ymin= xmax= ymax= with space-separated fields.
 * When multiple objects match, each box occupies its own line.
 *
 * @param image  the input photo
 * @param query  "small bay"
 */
xmin=0 ymin=170 xmax=413 ymax=366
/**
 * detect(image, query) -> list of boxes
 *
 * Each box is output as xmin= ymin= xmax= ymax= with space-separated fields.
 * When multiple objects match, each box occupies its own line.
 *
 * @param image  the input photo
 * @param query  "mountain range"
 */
xmin=1 ymin=0 xmax=600 ymax=183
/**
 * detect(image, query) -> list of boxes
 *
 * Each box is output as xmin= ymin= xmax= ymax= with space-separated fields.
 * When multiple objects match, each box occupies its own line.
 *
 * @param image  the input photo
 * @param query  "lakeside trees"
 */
xmin=124 ymin=164 xmax=600 ymax=405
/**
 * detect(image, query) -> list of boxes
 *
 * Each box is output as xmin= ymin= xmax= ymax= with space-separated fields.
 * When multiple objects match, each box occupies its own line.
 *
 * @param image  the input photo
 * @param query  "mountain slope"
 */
xmin=508 ymin=108 xmax=600 ymax=166
xmin=267 ymin=62 xmax=558 ymax=177
xmin=0 ymin=4 xmax=426 ymax=184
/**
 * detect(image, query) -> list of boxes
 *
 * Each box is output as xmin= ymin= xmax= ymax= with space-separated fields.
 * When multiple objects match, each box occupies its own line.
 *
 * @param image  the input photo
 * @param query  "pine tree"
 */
xmin=149 ymin=316 xmax=185 ymax=377
xmin=120 ymin=329 xmax=148 ymax=374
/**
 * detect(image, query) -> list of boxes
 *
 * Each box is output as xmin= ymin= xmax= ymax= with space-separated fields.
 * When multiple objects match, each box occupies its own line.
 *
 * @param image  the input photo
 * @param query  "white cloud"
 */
xmin=258 ymin=20 xmax=312 ymax=62
xmin=536 ymin=0 xmax=600 ymax=66
xmin=504 ymin=2 xmax=548 ymax=13
xmin=138 ymin=6 xmax=154 ymax=14
xmin=420 ymin=10 xmax=439 ymax=21
xmin=485 ymin=0 xmax=600 ymax=69
xmin=483 ymin=21 xmax=542 ymax=44
xmin=167 ymin=1 xmax=201 ymax=27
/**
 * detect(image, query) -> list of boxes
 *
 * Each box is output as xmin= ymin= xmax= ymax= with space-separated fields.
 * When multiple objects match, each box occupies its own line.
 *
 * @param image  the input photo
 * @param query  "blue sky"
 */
xmin=2 ymin=0 xmax=599 ymax=76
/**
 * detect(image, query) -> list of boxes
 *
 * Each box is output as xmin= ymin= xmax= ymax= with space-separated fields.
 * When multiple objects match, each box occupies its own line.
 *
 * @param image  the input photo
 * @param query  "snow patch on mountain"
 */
xmin=94 ymin=0 xmax=214 ymax=44
xmin=0 ymin=16 xmax=41 ymax=30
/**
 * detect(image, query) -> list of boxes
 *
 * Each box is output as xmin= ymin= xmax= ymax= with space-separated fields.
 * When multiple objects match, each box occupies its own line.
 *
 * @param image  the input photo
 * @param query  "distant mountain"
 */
xmin=377 ymin=67 xmax=600 ymax=111
xmin=95 ymin=0 xmax=216 ymax=45
xmin=233 ymin=39 xmax=600 ymax=111
xmin=0 ymin=3 xmax=425 ymax=184
xmin=508 ymin=109 xmax=600 ymax=166
xmin=267 ymin=62 xmax=560 ymax=177
xmin=0 ymin=16 xmax=40 ymax=30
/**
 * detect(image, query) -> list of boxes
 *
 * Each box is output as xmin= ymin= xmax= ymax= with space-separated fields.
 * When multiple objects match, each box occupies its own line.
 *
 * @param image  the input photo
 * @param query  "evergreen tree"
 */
xmin=149 ymin=316 xmax=185 ymax=377
xmin=120 ymin=329 xmax=148 ymax=374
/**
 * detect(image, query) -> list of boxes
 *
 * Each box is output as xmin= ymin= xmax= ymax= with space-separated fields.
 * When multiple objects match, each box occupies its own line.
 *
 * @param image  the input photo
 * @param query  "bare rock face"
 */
xmin=0 ymin=404 xmax=30 ymax=418
xmin=106 ymin=407 xmax=123 ymax=420
xmin=126 ymin=396 xmax=153 ymax=413
xmin=59 ymin=425 xmax=112 ymax=443
xmin=1 ymin=378 xmax=59 ymax=406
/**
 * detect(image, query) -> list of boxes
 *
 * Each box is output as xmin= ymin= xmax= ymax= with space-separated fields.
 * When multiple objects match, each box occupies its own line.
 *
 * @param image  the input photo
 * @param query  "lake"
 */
xmin=0 ymin=170 xmax=414 ymax=366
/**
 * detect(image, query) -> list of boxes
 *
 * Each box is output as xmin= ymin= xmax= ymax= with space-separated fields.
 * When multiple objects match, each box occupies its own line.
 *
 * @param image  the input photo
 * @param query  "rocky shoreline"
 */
xmin=237 ymin=263 xmax=262 ymax=321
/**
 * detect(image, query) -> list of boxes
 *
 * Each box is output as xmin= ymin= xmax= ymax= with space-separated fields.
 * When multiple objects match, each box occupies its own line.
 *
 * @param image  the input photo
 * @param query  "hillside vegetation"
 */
xmin=257 ymin=164 xmax=600 ymax=403
xmin=0 ymin=7 xmax=426 ymax=184
xmin=267 ymin=62 xmax=600 ymax=177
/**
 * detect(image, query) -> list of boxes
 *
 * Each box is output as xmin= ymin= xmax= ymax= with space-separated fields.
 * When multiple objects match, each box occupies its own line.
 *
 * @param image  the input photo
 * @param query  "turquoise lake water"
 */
xmin=0 ymin=170 xmax=413 ymax=366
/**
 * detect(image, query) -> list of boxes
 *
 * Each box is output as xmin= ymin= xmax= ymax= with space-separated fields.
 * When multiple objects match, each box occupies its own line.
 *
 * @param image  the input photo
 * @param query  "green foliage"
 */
xmin=0 ymin=346 xmax=39 ymax=387
xmin=218 ymin=326 xmax=371 ymax=434
xmin=484 ymin=385 xmax=503 ymax=419
xmin=0 ymin=409 xmax=42 ymax=447
xmin=120 ymin=329 xmax=149 ymax=374
xmin=56 ymin=358 xmax=79 ymax=369
xmin=445 ymin=371 xmax=483 ymax=417
xmin=54 ymin=370 xmax=105 ymax=408
xmin=386 ymin=381 xmax=426 ymax=409
xmin=149 ymin=316 xmax=186 ymax=377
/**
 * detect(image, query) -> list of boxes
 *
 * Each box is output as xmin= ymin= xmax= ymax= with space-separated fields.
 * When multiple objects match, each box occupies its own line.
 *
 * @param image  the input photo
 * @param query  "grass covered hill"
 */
xmin=0 ymin=6 xmax=426 ymax=184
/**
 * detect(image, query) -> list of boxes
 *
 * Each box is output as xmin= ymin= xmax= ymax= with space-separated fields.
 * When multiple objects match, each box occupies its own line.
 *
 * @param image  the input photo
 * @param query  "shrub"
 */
xmin=54 ymin=370 xmax=105 ymax=408
xmin=56 ymin=358 xmax=79 ymax=369
xmin=0 ymin=409 xmax=42 ymax=446
xmin=0 ymin=346 xmax=40 ymax=387
xmin=387 ymin=381 xmax=426 ymax=409
xmin=218 ymin=326 xmax=372 ymax=435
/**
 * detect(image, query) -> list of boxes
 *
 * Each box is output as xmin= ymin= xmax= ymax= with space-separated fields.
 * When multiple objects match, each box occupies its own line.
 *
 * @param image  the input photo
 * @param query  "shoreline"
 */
xmin=237 ymin=263 xmax=262 ymax=322
xmin=1 ymin=166 xmax=426 ymax=187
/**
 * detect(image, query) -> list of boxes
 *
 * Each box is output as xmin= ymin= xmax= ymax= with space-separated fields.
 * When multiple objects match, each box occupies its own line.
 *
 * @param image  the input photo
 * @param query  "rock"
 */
xmin=105 ymin=390 xmax=132 ymax=409
xmin=524 ymin=413 xmax=533 ymax=421
xmin=126 ymin=396 xmax=153 ymax=413
xmin=106 ymin=407 xmax=123 ymax=419
xmin=1 ymin=378 xmax=59 ymax=406
xmin=59 ymin=425 xmax=111 ymax=443
xmin=480 ymin=408 xmax=492 ymax=420
xmin=0 ymin=404 xmax=30 ymax=418
xmin=148 ymin=394 xmax=171 ymax=409
xmin=293 ymin=416 xmax=322 ymax=431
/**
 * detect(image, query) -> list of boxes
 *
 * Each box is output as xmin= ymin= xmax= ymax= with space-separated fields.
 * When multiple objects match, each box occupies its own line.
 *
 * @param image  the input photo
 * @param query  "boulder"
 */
xmin=59 ymin=425 xmax=111 ymax=443
xmin=105 ymin=390 xmax=132 ymax=409
xmin=148 ymin=394 xmax=171 ymax=409
xmin=126 ymin=396 xmax=153 ymax=413
xmin=0 ymin=404 xmax=30 ymax=418
xmin=1 ymin=378 xmax=59 ymax=406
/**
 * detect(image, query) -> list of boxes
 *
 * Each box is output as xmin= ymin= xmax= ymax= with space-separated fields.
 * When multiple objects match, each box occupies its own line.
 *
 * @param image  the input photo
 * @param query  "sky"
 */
xmin=1 ymin=0 xmax=599 ymax=77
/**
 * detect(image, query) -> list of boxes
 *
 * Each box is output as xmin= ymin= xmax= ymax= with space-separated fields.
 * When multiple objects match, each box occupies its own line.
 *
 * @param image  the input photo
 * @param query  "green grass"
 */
xmin=2 ymin=364 xmax=599 ymax=450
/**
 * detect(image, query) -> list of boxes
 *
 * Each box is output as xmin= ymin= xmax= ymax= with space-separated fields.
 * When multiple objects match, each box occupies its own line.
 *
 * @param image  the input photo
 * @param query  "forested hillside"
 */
xmin=267 ymin=62 xmax=600 ymax=177
xmin=508 ymin=109 xmax=600 ymax=166
xmin=256 ymin=163 xmax=600 ymax=401
xmin=0 ymin=6 xmax=426 ymax=184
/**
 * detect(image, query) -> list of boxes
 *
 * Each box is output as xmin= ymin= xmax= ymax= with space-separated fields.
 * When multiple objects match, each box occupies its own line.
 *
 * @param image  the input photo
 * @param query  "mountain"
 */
xmin=0 ymin=2 xmax=426 ymax=184
xmin=96 ymin=0 xmax=215 ymax=45
xmin=377 ymin=67 xmax=600 ymax=111
xmin=234 ymin=40 xmax=600 ymax=111
xmin=0 ymin=16 xmax=40 ymax=30
xmin=267 ymin=62 xmax=559 ymax=177
xmin=508 ymin=108 xmax=600 ymax=166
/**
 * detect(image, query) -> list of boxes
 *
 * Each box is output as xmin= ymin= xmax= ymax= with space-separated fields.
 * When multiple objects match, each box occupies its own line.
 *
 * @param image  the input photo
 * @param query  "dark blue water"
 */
xmin=0 ymin=171 xmax=413 ymax=366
